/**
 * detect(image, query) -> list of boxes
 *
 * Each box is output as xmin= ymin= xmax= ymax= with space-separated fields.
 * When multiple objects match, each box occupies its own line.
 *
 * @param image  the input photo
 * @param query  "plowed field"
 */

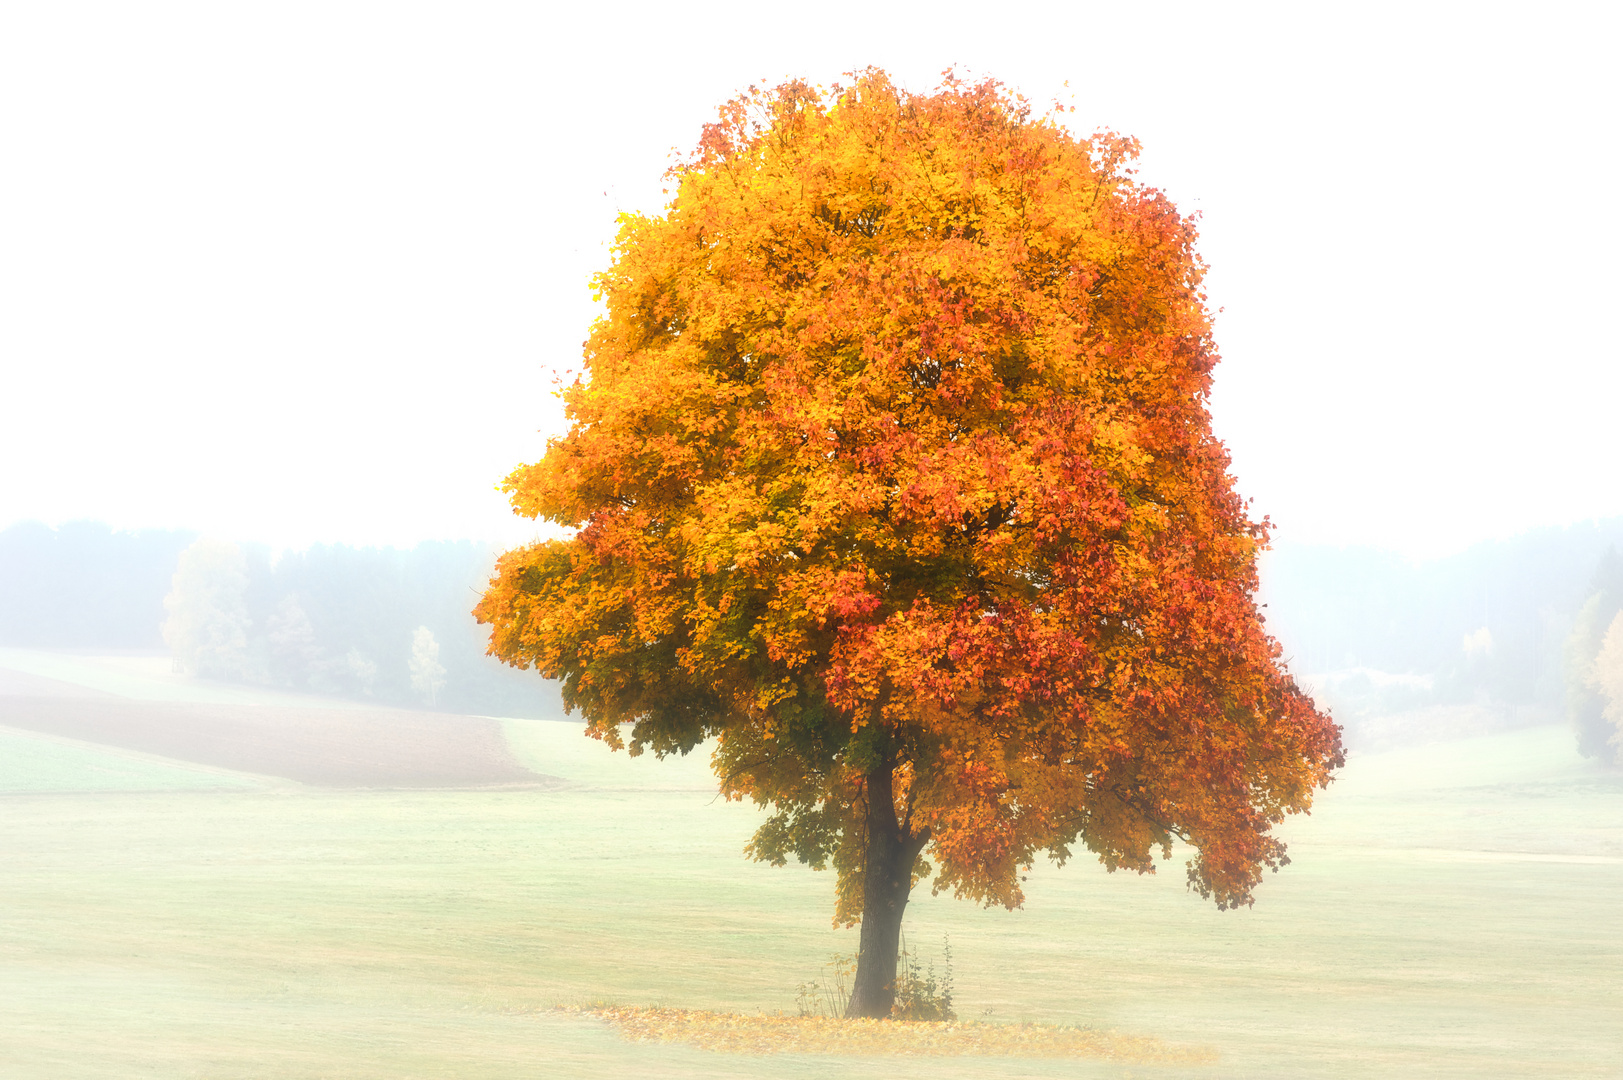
xmin=1 ymin=667 xmax=549 ymax=788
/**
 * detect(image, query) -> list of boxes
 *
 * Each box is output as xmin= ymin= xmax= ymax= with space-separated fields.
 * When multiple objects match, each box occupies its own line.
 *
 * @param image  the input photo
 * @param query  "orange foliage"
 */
xmin=477 ymin=71 xmax=1342 ymax=917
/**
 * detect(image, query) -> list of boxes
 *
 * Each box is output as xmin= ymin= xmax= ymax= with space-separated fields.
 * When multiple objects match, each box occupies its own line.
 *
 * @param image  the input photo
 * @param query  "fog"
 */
xmin=9 ymin=516 xmax=1623 ymax=761
xmin=3 ymin=4 xmax=1621 ymax=1076
xmin=7 ymin=518 xmax=1622 ymax=1075
xmin=2 ymin=2 xmax=1620 ymax=556
xmin=7 ymin=0 xmax=1620 ymax=746
xmin=1260 ymin=518 xmax=1623 ymax=755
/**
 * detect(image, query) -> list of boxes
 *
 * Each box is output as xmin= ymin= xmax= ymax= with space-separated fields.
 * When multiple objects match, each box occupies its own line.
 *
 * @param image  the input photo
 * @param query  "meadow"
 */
xmin=2 ymin=650 xmax=1620 ymax=1078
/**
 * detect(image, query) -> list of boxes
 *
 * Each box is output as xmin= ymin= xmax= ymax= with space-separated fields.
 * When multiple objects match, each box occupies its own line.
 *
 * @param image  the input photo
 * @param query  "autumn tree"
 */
xmin=477 ymin=71 xmax=1343 ymax=1018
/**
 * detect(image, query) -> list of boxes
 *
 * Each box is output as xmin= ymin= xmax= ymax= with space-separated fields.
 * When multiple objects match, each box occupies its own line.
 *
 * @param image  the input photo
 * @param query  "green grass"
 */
xmin=1 ymin=717 xmax=1619 ymax=1078
xmin=0 ymin=727 xmax=266 ymax=793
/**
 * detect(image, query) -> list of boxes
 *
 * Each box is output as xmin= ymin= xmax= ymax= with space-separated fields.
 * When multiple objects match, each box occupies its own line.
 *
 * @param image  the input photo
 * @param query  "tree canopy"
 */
xmin=477 ymin=71 xmax=1343 ymax=1017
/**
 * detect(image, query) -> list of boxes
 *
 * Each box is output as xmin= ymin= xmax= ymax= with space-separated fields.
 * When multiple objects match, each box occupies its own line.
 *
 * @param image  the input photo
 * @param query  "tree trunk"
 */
xmin=845 ymin=760 xmax=928 ymax=1019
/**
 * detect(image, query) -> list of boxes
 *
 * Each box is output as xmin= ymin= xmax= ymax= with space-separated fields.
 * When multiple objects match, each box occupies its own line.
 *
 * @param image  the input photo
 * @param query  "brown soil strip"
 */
xmin=0 ymin=667 xmax=118 ymax=698
xmin=0 ymin=697 xmax=555 ymax=788
xmin=564 ymin=1006 xmax=1217 ymax=1063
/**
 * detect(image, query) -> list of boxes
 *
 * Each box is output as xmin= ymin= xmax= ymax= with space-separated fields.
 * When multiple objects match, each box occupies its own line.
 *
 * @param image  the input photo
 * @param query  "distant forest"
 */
xmin=3 ymin=518 xmax=1621 ymax=755
xmin=0 ymin=521 xmax=193 ymax=648
xmin=1260 ymin=517 xmax=1623 ymax=757
xmin=0 ymin=522 xmax=559 ymax=719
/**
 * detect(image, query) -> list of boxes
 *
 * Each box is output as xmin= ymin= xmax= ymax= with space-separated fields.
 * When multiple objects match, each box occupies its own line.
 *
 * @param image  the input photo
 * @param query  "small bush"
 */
xmin=794 ymin=935 xmax=955 ymax=1022
xmin=795 ymin=953 xmax=855 ymax=1018
xmin=891 ymin=934 xmax=955 ymax=1022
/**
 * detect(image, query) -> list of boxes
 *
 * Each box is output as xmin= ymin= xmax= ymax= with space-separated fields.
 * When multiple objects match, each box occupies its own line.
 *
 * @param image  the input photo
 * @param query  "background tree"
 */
xmin=409 ymin=625 xmax=447 ymax=707
xmin=1587 ymin=612 xmax=1623 ymax=755
xmin=1565 ymin=548 xmax=1623 ymax=763
xmin=253 ymin=541 xmax=553 ymax=715
xmin=265 ymin=595 xmax=325 ymax=690
xmin=163 ymin=538 xmax=251 ymax=679
xmin=477 ymin=72 xmax=1344 ymax=1018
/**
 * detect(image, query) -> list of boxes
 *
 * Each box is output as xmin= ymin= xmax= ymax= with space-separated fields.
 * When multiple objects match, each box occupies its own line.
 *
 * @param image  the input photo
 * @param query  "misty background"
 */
xmin=5 ymin=517 xmax=1622 ymax=762
xmin=2 ymin=5 xmax=1621 ymax=759
xmin=2 ymin=3 xmax=1620 ymax=560
xmin=2 ymin=6 xmax=1621 ymax=1073
xmin=0 ymin=521 xmax=553 ymax=718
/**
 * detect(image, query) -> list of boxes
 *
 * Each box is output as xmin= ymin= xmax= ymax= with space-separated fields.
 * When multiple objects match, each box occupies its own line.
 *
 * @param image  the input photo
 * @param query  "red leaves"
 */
xmin=478 ymin=70 xmax=1342 ymax=918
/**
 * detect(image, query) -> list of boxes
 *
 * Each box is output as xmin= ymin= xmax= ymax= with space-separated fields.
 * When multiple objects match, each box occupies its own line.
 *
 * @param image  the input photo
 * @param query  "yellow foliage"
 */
xmin=477 ymin=71 xmax=1342 ymax=923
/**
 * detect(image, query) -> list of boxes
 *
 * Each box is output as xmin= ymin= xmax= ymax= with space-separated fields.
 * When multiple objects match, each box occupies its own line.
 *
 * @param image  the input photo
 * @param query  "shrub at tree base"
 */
xmin=795 ymin=937 xmax=951 ymax=1021
xmin=889 ymin=936 xmax=954 ymax=1022
xmin=478 ymin=70 xmax=1343 ymax=1017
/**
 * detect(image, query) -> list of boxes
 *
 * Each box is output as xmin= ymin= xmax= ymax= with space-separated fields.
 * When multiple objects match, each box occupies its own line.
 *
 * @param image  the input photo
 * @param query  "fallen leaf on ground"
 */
xmin=559 ymin=1005 xmax=1217 ymax=1063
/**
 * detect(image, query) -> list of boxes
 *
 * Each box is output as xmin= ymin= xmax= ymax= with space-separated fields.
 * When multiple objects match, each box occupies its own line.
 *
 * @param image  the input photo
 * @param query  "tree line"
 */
xmin=0 ymin=521 xmax=194 ymax=647
xmin=1258 ymin=518 xmax=1623 ymax=754
xmin=1566 ymin=547 xmax=1623 ymax=763
xmin=3 ymin=517 xmax=1620 ymax=751
xmin=0 ymin=522 xmax=558 ymax=718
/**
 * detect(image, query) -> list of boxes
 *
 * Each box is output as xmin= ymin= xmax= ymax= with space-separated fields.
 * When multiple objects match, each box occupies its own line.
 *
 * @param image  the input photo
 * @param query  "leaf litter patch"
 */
xmin=563 ymin=1005 xmax=1217 ymax=1063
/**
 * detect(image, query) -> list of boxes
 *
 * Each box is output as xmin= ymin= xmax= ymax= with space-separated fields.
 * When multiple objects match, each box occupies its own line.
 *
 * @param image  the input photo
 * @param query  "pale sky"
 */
xmin=2 ymin=2 xmax=1618 ymax=558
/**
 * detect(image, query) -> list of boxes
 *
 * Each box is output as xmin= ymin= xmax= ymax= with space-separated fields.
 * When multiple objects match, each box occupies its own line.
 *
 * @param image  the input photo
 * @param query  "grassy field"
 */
xmin=2 ymin=654 xmax=1621 ymax=1078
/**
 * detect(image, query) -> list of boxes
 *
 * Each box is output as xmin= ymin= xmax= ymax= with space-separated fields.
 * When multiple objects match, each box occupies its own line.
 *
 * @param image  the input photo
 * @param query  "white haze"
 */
xmin=1 ymin=1 xmax=1619 ymax=557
